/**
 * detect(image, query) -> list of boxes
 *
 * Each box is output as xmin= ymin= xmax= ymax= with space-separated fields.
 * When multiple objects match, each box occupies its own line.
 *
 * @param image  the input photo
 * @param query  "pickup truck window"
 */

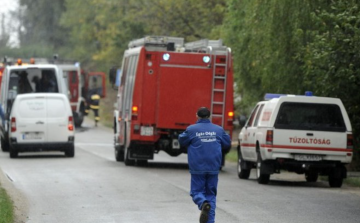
xmin=247 ymin=105 xmax=259 ymax=127
xmin=274 ymin=102 xmax=346 ymax=132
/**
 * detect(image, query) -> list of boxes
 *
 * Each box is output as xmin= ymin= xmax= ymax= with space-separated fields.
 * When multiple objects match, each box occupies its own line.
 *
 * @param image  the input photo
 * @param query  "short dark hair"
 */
xmin=197 ymin=107 xmax=210 ymax=118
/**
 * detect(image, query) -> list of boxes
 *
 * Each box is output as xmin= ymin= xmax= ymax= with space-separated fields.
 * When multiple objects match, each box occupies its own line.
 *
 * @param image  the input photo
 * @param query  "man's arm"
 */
xmin=178 ymin=129 xmax=191 ymax=147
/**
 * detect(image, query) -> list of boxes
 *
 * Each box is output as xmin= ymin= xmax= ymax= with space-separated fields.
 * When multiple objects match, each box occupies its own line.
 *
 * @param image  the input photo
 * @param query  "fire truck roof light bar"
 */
xmin=128 ymin=36 xmax=185 ymax=48
xmin=185 ymin=39 xmax=228 ymax=53
xmin=264 ymin=91 xmax=314 ymax=100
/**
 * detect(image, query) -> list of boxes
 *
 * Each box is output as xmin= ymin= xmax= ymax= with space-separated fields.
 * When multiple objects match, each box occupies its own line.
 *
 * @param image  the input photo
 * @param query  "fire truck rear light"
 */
xmin=266 ymin=130 xmax=273 ymax=145
xmin=228 ymin=111 xmax=234 ymax=117
xmin=347 ymin=134 xmax=353 ymax=149
xmin=17 ymin=59 xmax=22 ymax=65
xmin=133 ymin=124 xmax=140 ymax=134
xmin=11 ymin=117 xmax=16 ymax=132
xmin=132 ymin=106 xmax=138 ymax=113
xmin=68 ymin=116 xmax=74 ymax=131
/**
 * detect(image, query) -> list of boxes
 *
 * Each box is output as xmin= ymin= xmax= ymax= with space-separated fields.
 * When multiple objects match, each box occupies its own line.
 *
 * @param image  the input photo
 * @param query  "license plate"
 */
xmin=140 ymin=126 xmax=153 ymax=136
xmin=294 ymin=154 xmax=322 ymax=161
xmin=22 ymin=132 xmax=43 ymax=140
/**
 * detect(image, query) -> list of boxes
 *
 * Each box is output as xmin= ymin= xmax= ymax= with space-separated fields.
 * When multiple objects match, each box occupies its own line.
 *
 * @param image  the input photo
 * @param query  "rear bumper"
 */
xmin=9 ymin=137 xmax=74 ymax=152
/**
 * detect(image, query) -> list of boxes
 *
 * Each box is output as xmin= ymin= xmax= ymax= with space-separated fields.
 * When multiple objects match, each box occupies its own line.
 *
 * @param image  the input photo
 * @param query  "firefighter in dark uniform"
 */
xmin=86 ymin=77 xmax=101 ymax=126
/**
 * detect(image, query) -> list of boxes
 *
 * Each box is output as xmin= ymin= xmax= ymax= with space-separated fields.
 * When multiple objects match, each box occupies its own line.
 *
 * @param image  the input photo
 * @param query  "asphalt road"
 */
xmin=1 ymin=118 xmax=360 ymax=223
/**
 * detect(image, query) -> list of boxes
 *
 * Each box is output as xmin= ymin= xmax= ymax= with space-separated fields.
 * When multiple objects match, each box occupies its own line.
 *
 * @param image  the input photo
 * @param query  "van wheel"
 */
xmin=305 ymin=171 xmax=318 ymax=182
xmin=237 ymin=147 xmax=250 ymax=179
xmin=1 ymin=137 xmax=9 ymax=152
xmin=9 ymin=146 xmax=18 ymax=158
xmin=65 ymin=144 xmax=75 ymax=157
xmin=124 ymin=148 xmax=135 ymax=166
xmin=115 ymin=145 xmax=124 ymax=162
xmin=256 ymin=152 xmax=270 ymax=184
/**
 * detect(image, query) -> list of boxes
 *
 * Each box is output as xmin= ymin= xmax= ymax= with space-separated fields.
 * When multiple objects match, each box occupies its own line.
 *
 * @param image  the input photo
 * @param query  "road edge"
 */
xmin=0 ymin=168 xmax=29 ymax=223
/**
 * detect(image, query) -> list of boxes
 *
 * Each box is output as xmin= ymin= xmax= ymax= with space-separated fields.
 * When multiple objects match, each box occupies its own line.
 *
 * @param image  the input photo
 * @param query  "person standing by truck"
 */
xmin=178 ymin=107 xmax=231 ymax=223
xmin=87 ymin=78 xmax=101 ymax=126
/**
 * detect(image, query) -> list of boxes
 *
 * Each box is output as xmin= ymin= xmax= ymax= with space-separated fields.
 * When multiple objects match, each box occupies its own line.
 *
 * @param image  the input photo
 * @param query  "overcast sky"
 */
xmin=0 ymin=0 xmax=19 ymax=47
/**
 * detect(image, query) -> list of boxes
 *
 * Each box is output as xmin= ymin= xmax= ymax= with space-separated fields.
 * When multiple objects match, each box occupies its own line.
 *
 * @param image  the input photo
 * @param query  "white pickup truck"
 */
xmin=237 ymin=92 xmax=353 ymax=187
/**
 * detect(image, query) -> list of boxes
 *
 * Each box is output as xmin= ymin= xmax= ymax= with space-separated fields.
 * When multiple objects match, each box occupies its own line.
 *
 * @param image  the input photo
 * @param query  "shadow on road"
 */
xmin=138 ymin=162 xmax=189 ymax=170
xmin=246 ymin=178 xmax=329 ymax=188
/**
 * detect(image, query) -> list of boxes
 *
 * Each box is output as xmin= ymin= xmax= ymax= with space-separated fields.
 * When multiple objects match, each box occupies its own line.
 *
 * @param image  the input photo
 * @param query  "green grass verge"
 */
xmin=344 ymin=177 xmax=360 ymax=187
xmin=225 ymin=148 xmax=238 ymax=163
xmin=0 ymin=184 xmax=14 ymax=223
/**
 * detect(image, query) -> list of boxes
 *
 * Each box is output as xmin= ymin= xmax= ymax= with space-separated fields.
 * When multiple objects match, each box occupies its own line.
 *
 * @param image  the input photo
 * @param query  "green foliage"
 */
xmin=0 ymin=186 xmax=14 ymax=223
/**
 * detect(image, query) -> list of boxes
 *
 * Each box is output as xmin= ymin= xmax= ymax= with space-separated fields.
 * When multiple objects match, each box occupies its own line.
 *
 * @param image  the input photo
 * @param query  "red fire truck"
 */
xmin=113 ymin=36 xmax=234 ymax=166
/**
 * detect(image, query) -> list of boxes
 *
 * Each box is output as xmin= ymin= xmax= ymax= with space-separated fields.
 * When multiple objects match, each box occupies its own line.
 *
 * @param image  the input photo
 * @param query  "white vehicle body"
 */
xmin=57 ymin=64 xmax=86 ymax=127
xmin=237 ymin=94 xmax=353 ymax=187
xmin=8 ymin=93 xmax=75 ymax=158
xmin=0 ymin=64 xmax=68 ymax=152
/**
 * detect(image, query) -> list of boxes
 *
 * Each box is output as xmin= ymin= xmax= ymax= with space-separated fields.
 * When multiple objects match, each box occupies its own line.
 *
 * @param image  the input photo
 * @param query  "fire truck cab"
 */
xmin=113 ymin=36 xmax=234 ymax=166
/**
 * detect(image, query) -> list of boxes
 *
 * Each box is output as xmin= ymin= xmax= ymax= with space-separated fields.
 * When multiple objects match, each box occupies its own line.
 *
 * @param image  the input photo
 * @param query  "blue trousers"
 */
xmin=190 ymin=173 xmax=218 ymax=223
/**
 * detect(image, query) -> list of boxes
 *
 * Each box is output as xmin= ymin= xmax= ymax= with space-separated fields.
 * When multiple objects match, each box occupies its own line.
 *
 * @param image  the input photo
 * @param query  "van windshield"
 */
xmin=9 ymin=68 xmax=59 ymax=97
xmin=274 ymin=102 xmax=346 ymax=132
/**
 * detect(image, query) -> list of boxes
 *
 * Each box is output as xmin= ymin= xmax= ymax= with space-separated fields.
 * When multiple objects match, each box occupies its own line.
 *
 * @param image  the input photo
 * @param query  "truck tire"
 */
xmin=328 ymin=167 xmax=344 ymax=188
xmin=256 ymin=152 xmax=270 ymax=184
xmin=115 ymin=145 xmax=124 ymax=162
xmin=305 ymin=171 xmax=318 ymax=182
xmin=9 ymin=146 xmax=18 ymax=158
xmin=237 ymin=147 xmax=251 ymax=179
xmin=124 ymin=148 xmax=135 ymax=166
xmin=65 ymin=144 xmax=75 ymax=157
xmin=1 ymin=137 xmax=9 ymax=152
xmin=74 ymin=112 xmax=84 ymax=127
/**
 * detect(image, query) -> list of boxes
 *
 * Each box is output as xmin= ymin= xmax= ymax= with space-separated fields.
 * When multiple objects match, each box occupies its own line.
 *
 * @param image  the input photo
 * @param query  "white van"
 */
xmin=8 ymin=93 xmax=75 ymax=158
xmin=0 ymin=64 xmax=68 ymax=152
xmin=237 ymin=93 xmax=353 ymax=187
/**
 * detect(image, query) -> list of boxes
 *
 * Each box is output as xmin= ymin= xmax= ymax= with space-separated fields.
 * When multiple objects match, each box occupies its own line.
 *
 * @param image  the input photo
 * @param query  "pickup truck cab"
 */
xmin=237 ymin=92 xmax=353 ymax=187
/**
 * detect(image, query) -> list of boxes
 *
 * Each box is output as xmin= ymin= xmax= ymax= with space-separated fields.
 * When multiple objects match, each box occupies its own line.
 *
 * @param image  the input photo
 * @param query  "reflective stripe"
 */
xmin=90 ymin=105 xmax=100 ymax=109
xmin=91 ymin=94 xmax=100 ymax=100
xmin=95 ymin=117 xmax=100 ymax=121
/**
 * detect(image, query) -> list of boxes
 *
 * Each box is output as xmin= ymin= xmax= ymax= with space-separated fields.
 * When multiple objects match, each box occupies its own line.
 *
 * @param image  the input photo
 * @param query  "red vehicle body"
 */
xmin=113 ymin=36 xmax=234 ymax=166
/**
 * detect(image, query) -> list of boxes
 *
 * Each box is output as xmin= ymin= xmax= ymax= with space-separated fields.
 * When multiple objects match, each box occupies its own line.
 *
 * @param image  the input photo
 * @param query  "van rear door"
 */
xmin=15 ymin=95 xmax=47 ymax=143
xmin=46 ymin=95 xmax=70 ymax=142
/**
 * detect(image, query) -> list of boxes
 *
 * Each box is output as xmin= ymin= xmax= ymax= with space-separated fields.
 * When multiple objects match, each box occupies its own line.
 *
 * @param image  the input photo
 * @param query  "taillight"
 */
xmin=11 ymin=117 xmax=16 ymax=132
xmin=266 ymin=130 xmax=273 ymax=145
xmin=347 ymin=134 xmax=353 ymax=149
xmin=132 ymin=106 xmax=138 ymax=121
xmin=68 ymin=116 xmax=74 ymax=131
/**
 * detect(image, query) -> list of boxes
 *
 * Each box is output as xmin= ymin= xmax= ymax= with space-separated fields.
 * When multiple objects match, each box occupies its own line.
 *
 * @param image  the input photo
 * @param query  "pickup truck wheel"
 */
xmin=124 ymin=148 xmax=135 ymax=166
xmin=256 ymin=153 xmax=270 ymax=184
xmin=305 ymin=171 xmax=318 ymax=182
xmin=237 ymin=149 xmax=250 ymax=179
xmin=328 ymin=167 xmax=344 ymax=188
xmin=1 ymin=137 xmax=9 ymax=152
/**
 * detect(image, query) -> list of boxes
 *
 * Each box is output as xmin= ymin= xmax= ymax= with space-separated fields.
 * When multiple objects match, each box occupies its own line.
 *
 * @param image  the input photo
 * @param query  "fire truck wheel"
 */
xmin=256 ymin=152 xmax=270 ymax=184
xmin=115 ymin=146 xmax=124 ymax=162
xmin=1 ymin=137 xmax=9 ymax=152
xmin=124 ymin=148 xmax=135 ymax=166
xmin=74 ymin=112 xmax=84 ymax=127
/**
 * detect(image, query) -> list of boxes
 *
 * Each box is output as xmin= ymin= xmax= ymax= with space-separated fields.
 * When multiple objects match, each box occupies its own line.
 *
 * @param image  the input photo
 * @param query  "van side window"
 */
xmin=253 ymin=104 xmax=264 ymax=127
xmin=274 ymin=102 xmax=346 ymax=132
xmin=247 ymin=105 xmax=259 ymax=127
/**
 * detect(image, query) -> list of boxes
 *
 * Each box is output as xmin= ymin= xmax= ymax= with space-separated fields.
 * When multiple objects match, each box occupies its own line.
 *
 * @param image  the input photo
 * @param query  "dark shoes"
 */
xmin=200 ymin=202 xmax=211 ymax=223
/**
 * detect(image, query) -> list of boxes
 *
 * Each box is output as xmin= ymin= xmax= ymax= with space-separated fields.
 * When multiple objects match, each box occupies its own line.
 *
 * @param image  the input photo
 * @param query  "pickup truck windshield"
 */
xmin=274 ymin=102 xmax=346 ymax=132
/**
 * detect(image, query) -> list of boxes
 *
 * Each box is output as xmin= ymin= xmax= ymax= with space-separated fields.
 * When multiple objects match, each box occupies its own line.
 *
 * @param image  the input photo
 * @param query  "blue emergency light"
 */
xmin=264 ymin=91 xmax=314 ymax=100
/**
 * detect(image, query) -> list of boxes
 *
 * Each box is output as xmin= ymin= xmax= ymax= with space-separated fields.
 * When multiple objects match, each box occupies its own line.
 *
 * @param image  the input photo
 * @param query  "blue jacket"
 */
xmin=178 ymin=119 xmax=231 ymax=174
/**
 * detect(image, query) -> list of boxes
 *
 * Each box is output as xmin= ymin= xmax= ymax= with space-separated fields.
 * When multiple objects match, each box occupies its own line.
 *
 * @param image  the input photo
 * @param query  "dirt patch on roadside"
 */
xmin=0 ymin=169 xmax=29 ymax=223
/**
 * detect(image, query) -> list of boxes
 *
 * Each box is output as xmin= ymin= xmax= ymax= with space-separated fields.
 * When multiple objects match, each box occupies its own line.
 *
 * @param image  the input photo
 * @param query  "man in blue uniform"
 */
xmin=178 ymin=107 xmax=231 ymax=223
